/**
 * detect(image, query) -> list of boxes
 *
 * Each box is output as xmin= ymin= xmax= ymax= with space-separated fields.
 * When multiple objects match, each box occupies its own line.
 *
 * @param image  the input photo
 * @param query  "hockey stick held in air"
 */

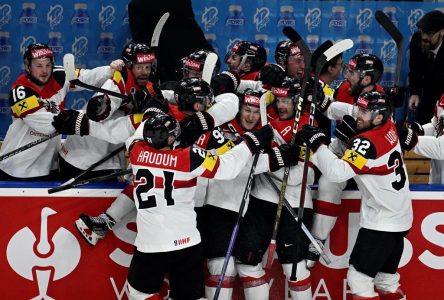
xmin=265 ymin=26 xmax=312 ymax=271
xmin=150 ymin=12 xmax=170 ymax=48
xmin=213 ymin=91 xmax=268 ymax=300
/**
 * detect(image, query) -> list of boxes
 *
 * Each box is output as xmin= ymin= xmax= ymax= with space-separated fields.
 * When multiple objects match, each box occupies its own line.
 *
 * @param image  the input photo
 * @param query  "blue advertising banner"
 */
xmin=0 ymin=1 xmax=442 ymax=139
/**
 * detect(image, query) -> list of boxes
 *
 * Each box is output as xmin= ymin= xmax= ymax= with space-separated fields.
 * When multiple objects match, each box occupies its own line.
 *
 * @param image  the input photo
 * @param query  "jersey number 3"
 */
xmin=387 ymin=151 xmax=406 ymax=191
xmin=134 ymin=169 xmax=175 ymax=209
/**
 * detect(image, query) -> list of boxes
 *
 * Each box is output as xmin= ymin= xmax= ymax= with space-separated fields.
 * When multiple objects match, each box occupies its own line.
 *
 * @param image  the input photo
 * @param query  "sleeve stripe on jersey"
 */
xmin=112 ymin=71 xmax=126 ymax=94
xmin=11 ymin=95 xmax=41 ymax=117
xmin=216 ymin=140 xmax=236 ymax=155
xmin=174 ymin=178 xmax=197 ymax=189
xmin=131 ymin=113 xmax=144 ymax=129
xmin=202 ymin=152 xmax=218 ymax=172
xmin=313 ymin=199 xmax=341 ymax=217
xmin=342 ymin=149 xmax=367 ymax=170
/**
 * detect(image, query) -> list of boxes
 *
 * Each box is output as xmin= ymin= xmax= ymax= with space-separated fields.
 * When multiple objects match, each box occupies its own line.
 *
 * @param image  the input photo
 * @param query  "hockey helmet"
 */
xmin=23 ymin=43 xmax=54 ymax=66
xmin=355 ymin=91 xmax=392 ymax=123
xmin=143 ymin=113 xmax=180 ymax=149
xmin=274 ymin=40 xmax=303 ymax=68
xmin=345 ymin=53 xmax=384 ymax=83
xmin=183 ymin=49 xmax=221 ymax=79
xmin=225 ymin=41 xmax=267 ymax=72
xmin=174 ymin=78 xmax=214 ymax=111
xmin=271 ymin=76 xmax=301 ymax=100
xmin=121 ymin=42 xmax=156 ymax=68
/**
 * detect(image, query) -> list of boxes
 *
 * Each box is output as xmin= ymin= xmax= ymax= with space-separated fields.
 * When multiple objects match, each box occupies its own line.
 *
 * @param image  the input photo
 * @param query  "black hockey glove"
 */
xmin=306 ymin=238 xmax=325 ymax=269
xmin=267 ymin=144 xmax=300 ymax=172
xmin=408 ymin=121 xmax=425 ymax=136
xmin=334 ymin=115 xmax=357 ymax=144
xmin=210 ymin=71 xmax=240 ymax=96
xmin=259 ymin=64 xmax=286 ymax=87
xmin=396 ymin=123 xmax=418 ymax=152
xmin=52 ymin=109 xmax=89 ymax=136
xmin=306 ymin=78 xmax=331 ymax=113
xmin=298 ymin=125 xmax=329 ymax=152
xmin=384 ymin=85 xmax=406 ymax=108
xmin=179 ymin=111 xmax=215 ymax=147
xmin=242 ymin=124 xmax=273 ymax=154
xmin=86 ymin=94 xmax=111 ymax=122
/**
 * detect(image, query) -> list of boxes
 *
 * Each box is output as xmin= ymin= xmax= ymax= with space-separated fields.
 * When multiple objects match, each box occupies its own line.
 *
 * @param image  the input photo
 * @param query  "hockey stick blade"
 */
xmin=375 ymin=10 xmax=404 ymax=86
xmin=311 ymin=40 xmax=333 ymax=69
xmin=151 ymin=12 xmax=170 ymax=48
xmin=202 ymin=52 xmax=218 ymax=85
xmin=282 ymin=26 xmax=302 ymax=43
xmin=375 ymin=11 xmax=403 ymax=48
xmin=63 ymin=53 xmax=77 ymax=81
xmin=324 ymin=39 xmax=353 ymax=63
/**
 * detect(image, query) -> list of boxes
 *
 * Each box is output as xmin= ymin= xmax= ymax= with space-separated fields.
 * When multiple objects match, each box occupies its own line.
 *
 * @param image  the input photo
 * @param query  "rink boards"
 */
xmin=0 ymin=182 xmax=443 ymax=299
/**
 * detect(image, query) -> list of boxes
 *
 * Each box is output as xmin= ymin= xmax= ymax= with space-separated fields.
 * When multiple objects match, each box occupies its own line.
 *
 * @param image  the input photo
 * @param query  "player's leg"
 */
xmin=234 ymin=196 xmax=274 ymax=300
xmin=169 ymin=243 xmax=205 ymax=300
xmin=278 ymin=208 xmax=313 ymax=300
xmin=127 ymin=248 xmax=167 ymax=300
xmin=204 ymin=205 xmax=238 ymax=299
xmin=75 ymin=184 xmax=135 ymax=245
xmin=374 ymin=231 xmax=409 ymax=300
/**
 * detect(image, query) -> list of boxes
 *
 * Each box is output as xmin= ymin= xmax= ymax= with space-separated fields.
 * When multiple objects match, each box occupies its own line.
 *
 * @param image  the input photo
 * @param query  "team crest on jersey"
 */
xmin=253 ymin=7 xmax=270 ymax=32
xmin=41 ymin=99 xmax=59 ymax=114
xmin=356 ymin=8 xmax=372 ymax=33
xmin=342 ymin=148 xmax=367 ymax=169
xmin=305 ymin=8 xmax=321 ymax=33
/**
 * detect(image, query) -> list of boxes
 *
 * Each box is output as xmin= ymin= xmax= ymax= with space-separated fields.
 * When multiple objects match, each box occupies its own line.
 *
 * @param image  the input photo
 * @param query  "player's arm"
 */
xmin=206 ymin=93 xmax=239 ymax=126
xmin=9 ymin=85 xmax=58 ymax=135
xmin=412 ymin=135 xmax=444 ymax=160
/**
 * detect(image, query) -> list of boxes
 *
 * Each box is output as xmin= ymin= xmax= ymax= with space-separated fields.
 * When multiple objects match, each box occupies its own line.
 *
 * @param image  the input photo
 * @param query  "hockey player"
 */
xmin=54 ymin=78 xmax=239 ymax=245
xmin=204 ymin=89 xmax=300 ymax=299
xmin=224 ymin=41 xmax=267 ymax=80
xmin=0 ymin=43 xmax=122 ymax=180
xmin=234 ymin=77 xmax=315 ymax=300
xmin=307 ymin=53 xmax=386 ymax=269
xmin=299 ymin=91 xmax=411 ymax=300
xmin=58 ymin=42 xmax=160 ymax=180
xmin=125 ymin=112 xmax=274 ymax=300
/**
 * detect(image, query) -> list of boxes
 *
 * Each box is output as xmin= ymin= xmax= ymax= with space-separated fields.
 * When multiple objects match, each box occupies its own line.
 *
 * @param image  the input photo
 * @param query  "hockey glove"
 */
xmin=408 ymin=121 xmax=425 ymax=136
xmin=306 ymin=238 xmax=325 ymax=269
xmin=86 ymin=94 xmax=111 ymax=121
xmin=396 ymin=123 xmax=418 ymax=152
xmin=298 ymin=125 xmax=328 ymax=152
xmin=141 ymin=93 xmax=169 ymax=115
xmin=259 ymin=64 xmax=286 ymax=87
xmin=384 ymin=85 xmax=406 ymax=108
xmin=242 ymin=124 xmax=273 ymax=154
xmin=334 ymin=115 xmax=357 ymax=144
xmin=179 ymin=111 xmax=215 ymax=147
xmin=267 ymin=144 xmax=300 ymax=172
xmin=52 ymin=109 xmax=89 ymax=136
xmin=128 ymin=89 xmax=150 ymax=113
xmin=210 ymin=71 xmax=240 ymax=96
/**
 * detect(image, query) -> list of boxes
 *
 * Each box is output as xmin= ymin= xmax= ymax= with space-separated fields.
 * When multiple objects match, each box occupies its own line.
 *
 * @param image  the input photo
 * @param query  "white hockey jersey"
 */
xmin=313 ymin=120 xmax=413 ymax=232
xmin=127 ymin=123 xmax=254 ymax=253
xmin=0 ymin=66 xmax=111 ymax=178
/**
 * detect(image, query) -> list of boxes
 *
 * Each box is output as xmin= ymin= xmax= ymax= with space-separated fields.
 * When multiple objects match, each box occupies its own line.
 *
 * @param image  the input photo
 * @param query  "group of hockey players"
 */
xmin=2 ymin=18 xmax=444 ymax=300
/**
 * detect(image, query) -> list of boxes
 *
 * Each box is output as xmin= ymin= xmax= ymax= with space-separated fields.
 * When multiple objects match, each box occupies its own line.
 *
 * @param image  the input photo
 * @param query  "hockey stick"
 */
xmin=49 ymin=145 xmax=126 ymax=193
xmin=150 ymin=12 xmax=170 ymax=48
xmin=263 ymin=173 xmax=331 ymax=264
xmin=375 ymin=10 xmax=403 ymax=86
xmin=213 ymin=91 xmax=268 ymax=300
xmin=0 ymin=132 xmax=59 ymax=162
xmin=264 ymin=26 xmax=312 ymax=271
xmin=47 ymin=169 xmax=131 ymax=194
xmin=63 ymin=53 xmax=128 ymax=100
xmin=289 ymin=39 xmax=352 ymax=280
xmin=201 ymin=52 xmax=218 ymax=85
